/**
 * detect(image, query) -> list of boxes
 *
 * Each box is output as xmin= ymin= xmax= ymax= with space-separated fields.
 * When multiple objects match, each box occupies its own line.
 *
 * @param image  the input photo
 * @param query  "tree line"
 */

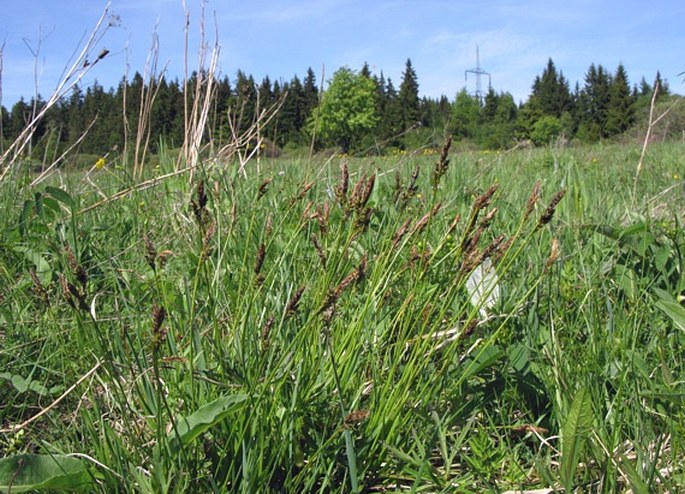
xmin=0 ymin=57 xmax=673 ymax=159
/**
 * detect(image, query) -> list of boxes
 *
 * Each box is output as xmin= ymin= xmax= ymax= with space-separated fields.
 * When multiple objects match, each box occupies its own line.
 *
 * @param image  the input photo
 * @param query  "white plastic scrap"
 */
xmin=465 ymin=257 xmax=500 ymax=318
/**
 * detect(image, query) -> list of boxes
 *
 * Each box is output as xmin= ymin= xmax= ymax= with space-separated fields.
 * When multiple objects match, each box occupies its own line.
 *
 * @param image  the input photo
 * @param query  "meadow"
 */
xmin=0 ymin=139 xmax=684 ymax=492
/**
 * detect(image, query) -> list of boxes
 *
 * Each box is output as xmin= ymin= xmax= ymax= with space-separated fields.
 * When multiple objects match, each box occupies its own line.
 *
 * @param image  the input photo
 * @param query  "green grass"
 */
xmin=1 ymin=141 xmax=684 ymax=492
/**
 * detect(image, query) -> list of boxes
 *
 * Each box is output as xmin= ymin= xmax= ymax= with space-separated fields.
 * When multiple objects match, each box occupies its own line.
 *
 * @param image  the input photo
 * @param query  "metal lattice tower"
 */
xmin=465 ymin=45 xmax=491 ymax=104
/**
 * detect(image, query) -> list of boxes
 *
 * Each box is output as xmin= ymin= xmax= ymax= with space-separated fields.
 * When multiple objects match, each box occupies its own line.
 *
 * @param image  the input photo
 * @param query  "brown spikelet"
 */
xmin=492 ymin=236 xmax=514 ymax=264
xmin=410 ymin=202 xmax=442 ymax=238
xmin=335 ymin=254 xmax=367 ymax=296
xmin=461 ymin=318 xmax=479 ymax=339
xmin=482 ymin=234 xmax=506 ymax=260
xmin=512 ymin=424 xmax=549 ymax=435
xmin=261 ymin=315 xmax=275 ymax=352
xmin=524 ymin=180 xmax=541 ymax=222
xmin=463 ymin=185 xmax=499 ymax=241
xmin=311 ymin=233 xmax=327 ymax=268
xmin=230 ymin=202 xmax=238 ymax=227
xmin=335 ymin=161 xmax=349 ymax=206
xmin=353 ymin=207 xmax=373 ymax=234
xmin=299 ymin=181 xmax=314 ymax=199
xmin=447 ymin=213 xmax=461 ymax=235
xmin=409 ymin=243 xmax=431 ymax=268
xmin=349 ymin=174 xmax=366 ymax=210
xmin=360 ymin=173 xmax=376 ymax=208
xmin=201 ymin=221 xmax=216 ymax=260
xmin=349 ymin=174 xmax=376 ymax=234
xmin=59 ymin=272 xmax=87 ymax=311
xmin=152 ymin=305 xmax=166 ymax=335
xmin=537 ymin=189 xmax=566 ymax=229
xmin=473 ymin=184 xmax=499 ymax=212
xmin=257 ymin=178 xmax=272 ymax=199
xmin=143 ymin=234 xmax=157 ymax=270
xmin=191 ymin=179 xmax=209 ymax=225
xmin=392 ymin=218 xmax=411 ymax=247
xmin=302 ymin=201 xmax=314 ymax=222
xmin=321 ymin=254 xmax=368 ymax=319
xmin=462 ymin=236 xmax=504 ymax=277
xmin=291 ymin=181 xmax=315 ymax=206
xmin=316 ymin=202 xmax=330 ymax=235
xmin=344 ymin=409 xmax=370 ymax=429
xmin=161 ymin=355 xmax=188 ymax=365
xmin=29 ymin=268 xmax=49 ymax=303
xmin=254 ymin=243 xmax=266 ymax=277
xmin=479 ymin=207 xmax=498 ymax=230
xmin=545 ymin=237 xmax=560 ymax=270
xmin=432 ymin=136 xmax=452 ymax=188
xmin=404 ymin=167 xmax=420 ymax=202
xmin=322 ymin=303 xmax=336 ymax=327
xmin=152 ymin=305 xmax=167 ymax=350
xmin=286 ymin=284 xmax=306 ymax=318
xmin=265 ymin=214 xmax=274 ymax=239
xmin=65 ymin=244 xmax=87 ymax=291
xmin=460 ymin=248 xmax=483 ymax=277
xmin=462 ymin=228 xmax=483 ymax=256
xmin=157 ymin=250 xmax=174 ymax=268
xmin=393 ymin=170 xmax=402 ymax=202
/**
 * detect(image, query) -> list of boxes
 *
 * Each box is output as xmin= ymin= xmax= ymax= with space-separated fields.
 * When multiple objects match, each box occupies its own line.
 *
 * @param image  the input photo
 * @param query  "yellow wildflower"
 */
xmin=95 ymin=158 xmax=106 ymax=169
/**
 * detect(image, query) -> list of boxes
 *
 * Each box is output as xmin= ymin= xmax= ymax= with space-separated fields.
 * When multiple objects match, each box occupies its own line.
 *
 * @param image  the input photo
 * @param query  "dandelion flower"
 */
xmin=95 ymin=158 xmax=106 ymax=169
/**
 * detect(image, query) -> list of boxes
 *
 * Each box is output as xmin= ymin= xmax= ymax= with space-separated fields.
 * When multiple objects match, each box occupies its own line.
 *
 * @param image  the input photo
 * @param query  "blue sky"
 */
xmin=1 ymin=0 xmax=683 ymax=107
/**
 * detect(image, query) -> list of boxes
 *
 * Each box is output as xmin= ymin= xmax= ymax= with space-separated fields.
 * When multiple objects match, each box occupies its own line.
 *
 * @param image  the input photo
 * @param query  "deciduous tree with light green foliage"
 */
xmin=309 ymin=66 xmax=379 ymax=152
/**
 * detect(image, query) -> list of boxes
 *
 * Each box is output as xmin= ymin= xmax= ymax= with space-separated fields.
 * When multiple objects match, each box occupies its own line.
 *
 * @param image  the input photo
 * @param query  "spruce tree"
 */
xmin=528 ymin=58 xmax=572 ymax=118
xmin=398 ymin=58 xmax=420 ymax=132
xmin=577 ymin=63 xmax=612 ymax=140
xmin=605 ymin=63 xmax=634 ymax=136
xmin=303 ymin=68 xmax=319 ymax=115
xmin=380 ymin=77 xmax=402 ymax=144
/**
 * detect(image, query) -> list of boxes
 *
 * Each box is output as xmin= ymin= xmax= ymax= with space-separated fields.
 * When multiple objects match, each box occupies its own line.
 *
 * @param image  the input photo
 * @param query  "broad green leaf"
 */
xmin=560 ymin=387 xmax=593 ymax=491
xmin=613 ymin=263 xmax=638 ymax=301
xmin=462 ymin=344 xmax=503 ymax=381
xmin=653 ymin=288 xmax=685 ymax=331
xmin=168 ymin=394 xmax=248 ymax=452
xmin=14 ymin=246 xmax=52 ymax=286
xmin=0 ymin=454 xmax=92 ymax=493
xmin=508 ymin=342 xmax=530 ymax=374
xmin=0 ymin=373 xmax=59 ymax=396
xmin=18 ymin=199 xmax=34 ymax=238
xmin=44 ymin=186 xmax=74 ymax=210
